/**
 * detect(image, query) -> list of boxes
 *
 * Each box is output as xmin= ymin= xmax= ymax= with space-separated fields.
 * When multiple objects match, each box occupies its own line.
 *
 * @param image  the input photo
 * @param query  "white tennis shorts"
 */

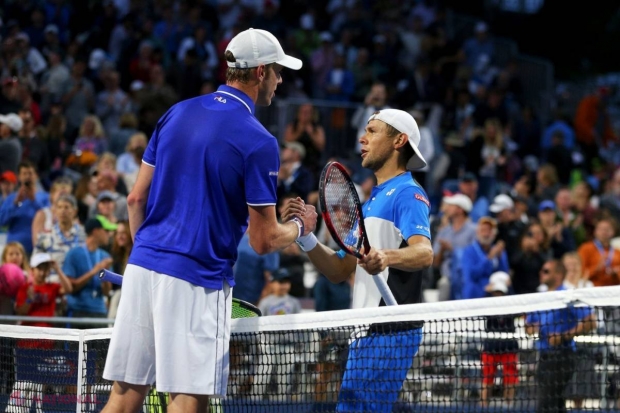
xmin=103 ymin=264 xmax=232 ymax=396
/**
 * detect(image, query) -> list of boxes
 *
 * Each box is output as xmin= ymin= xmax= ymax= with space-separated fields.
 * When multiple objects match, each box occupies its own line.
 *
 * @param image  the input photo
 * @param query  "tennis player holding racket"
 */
xmin=283 ymin=109 xmax=433 ymax=412
xmin=101 ymin=29 xmax=317 ymax=413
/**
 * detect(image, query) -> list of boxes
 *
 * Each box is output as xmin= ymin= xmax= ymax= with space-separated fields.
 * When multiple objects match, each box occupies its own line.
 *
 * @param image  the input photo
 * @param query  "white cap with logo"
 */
xmin=367 ymin=109 xmax=426 ymax=170
xmin=30 ymin=253 xmax=53 ymax=268
xmin=489 ymin=194 xmax=515 ymax=213
xmin=485 ymin=271 xmax=511 ymax=294
xmin=225 ymin=28 xmax=302 ymax=70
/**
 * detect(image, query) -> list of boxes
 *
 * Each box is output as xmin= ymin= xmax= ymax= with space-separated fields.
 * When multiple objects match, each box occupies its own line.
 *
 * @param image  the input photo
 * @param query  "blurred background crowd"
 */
xmin=0 ymin=0 xmax=620 ymax=323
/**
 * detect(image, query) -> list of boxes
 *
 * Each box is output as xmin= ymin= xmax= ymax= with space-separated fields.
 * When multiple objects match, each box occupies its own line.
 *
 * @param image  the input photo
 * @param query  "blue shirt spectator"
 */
xmin=232 ymin=232 xmax=280 ymax=306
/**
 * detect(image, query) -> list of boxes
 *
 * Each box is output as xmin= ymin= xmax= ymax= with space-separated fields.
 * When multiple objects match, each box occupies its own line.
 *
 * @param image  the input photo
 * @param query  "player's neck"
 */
xmin=226 ymin=81 xmax=258 ymax=104
xmin=374 ymin=165 xmax=407 ymax=185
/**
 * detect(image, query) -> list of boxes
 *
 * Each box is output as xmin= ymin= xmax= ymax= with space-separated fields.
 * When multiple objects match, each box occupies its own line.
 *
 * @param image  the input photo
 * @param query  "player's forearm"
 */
xmin=384 ymin=242 xmax=433 ymax=273
xmin=127 ymin=196 xmax=147 ymax=241
xmin=307 ymin=243 xmax=355 ymax=283
xmin=566 ymin=313 xmax=597 ymax=339
xmin=249 ymin=220 xmax=299 ymax=254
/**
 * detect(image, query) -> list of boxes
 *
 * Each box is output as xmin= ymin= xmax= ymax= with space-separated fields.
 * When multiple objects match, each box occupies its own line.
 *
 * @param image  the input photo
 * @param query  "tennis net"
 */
xmin=0 ymin=286 xmax=619 ymax=412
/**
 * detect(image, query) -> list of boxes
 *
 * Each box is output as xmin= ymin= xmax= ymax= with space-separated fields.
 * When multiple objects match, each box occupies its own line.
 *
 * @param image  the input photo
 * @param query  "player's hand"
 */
xmin=281 ymin=197 xmax=306 ymax=222
xmin=358 ymin=248 xmax=388 ymax=275
xmin=300 ymin=204 xmax=318 ymax=235
xmin=547 ymin=332 xmax=568 ymax=347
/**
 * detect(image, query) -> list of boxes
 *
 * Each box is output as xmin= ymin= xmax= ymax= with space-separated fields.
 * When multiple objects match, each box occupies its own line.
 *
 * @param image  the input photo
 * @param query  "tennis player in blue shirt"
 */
xmin=284 ymin=109 xmax=434 ymax=412
xmin=102 ymin=29 xmax=317 ymax=413
xmin=525 ymin=259 xmax=596 ymax=413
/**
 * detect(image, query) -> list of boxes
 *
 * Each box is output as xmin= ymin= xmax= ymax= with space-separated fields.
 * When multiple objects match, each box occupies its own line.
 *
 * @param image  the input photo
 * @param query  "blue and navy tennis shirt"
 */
xmin=352 ymin=172 xmax=431 ymax=309
xmin=128 ymin=85 xmax=280 ymax=290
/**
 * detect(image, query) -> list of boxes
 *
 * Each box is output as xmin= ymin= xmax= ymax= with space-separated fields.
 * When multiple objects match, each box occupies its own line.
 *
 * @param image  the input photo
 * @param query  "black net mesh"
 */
xmin=0 ymin=293 xmax=619 ymax=412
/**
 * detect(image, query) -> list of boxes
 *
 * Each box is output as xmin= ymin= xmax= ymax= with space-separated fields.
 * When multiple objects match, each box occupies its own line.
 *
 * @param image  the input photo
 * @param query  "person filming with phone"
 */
xmin=0 ymin=160 xmax=50 ymax=255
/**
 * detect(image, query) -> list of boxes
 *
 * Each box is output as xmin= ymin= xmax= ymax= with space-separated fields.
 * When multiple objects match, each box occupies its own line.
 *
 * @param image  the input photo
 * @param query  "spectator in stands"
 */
xmin=513 ymin=104 xmax=542 ymax=159
xmin=283 ymin=103 xmax=325 ymax=182
xmin=89 ymin=171 xmax=128 ymax=222
xmin=525 ymin=259 xmax=596 ymax=413
xmin=176 ymin=24 xmax=219 ymax=82
xmin=259 ymin=268 xmax=302 ymax=316
xmin=0 ymin=161 xmax=50 ymax=255
xmin=62 ymin=216 xmax=115 ymax=327
xmin=512 ymin=222 xmax=550 ymax=294
xmin=94 ymin=152 xmax=128 ymax=196
xmin=15 ymin=252 xmax=72 ymax=328
xmin=136 ymin=63 xmax=178 ymax=136
xmin=574 ymin=86 xmax=618 ymax=172
xmin=1 ymin=242 xmax=30 ymax=279
xmin=489 ymin=194 xmax=526 ymax=265
xmin=232 ymin=229 xmax=280 ymax=306
xmin=0 ymin=172 xmax=18 ymax=207
xmin=433 ymin=193 xmax=477 ymax=301
xmin=38 ymin=49 xmax=70 ymax=117
xmin=545 ymin=131 xmax=574 ymax=185
xmin=480 ymin=271 xmax=519 ymax=408
xmin=458 ymin=172 xmax=489 ymax=223
xmin=537 ymin=200 xmax=576 ymax=259
xmin=74 ymin=115 xmax=107 ymax=156
xmin=107 ymin=112 xmax=139 ymax=157
xmin=469 ymin=118 xmax=506 ymax=200
xmin=460 ymin=217 xmax=508 ymax=299
xmin=562 ymin=252 xmax=593 ymax=290
xmin=578 ymin=218 xmax=620 ymax=287
xmin=600 ymin=168 xmax=620 ymax=218
xmin=0 ymin=77 xmax=23 ymax=115
xmin=277 ymin=142 xmax=315 ymax=204
xmin=61 ymin=59 xmax=95 ymax=141
xmin=18 ymin=109 xmax=49 ymax=178
xmin=555 ymin=187 xmax=587 ymax=247
xmin=322 ymin=52 xmax=355 ymax=102
xmin=116 ymin=132 xmax=147 ymax=191
xmin=458 ymin=21 xmax=495 ymax=77
xmin=571 ymin=181 xmax=598 ymax=239
xmin=167 ymin=47 xmax=204 ymax=102
xmin=31 ymin=176 xmax=73 ymax=247
xmin=310 ymin=32 xmax=337 ymax=96
xmin=472 ymin=88 xmax=509 ymax=128
xmin=0 ymin=113 xmax=24 ymax=174
xmin=108 ymin=221 xmax=132 ymax=320
xmin=95 ymin=70 xmax=130 ymax=137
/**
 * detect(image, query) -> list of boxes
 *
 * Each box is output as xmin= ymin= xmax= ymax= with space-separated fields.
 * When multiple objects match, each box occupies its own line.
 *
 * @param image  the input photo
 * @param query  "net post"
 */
xmin=76 ymin=330 xmax=85 ymax=413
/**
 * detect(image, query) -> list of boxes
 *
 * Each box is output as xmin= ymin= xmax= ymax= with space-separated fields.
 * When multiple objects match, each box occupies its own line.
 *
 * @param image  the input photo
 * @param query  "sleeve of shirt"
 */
xmin=572 ymin=305 xmax=594 ymax=322
xmin=525 ymin=312 xmax=539 ymax=325
xmin=245 ymin=138 xmax=279 ymax=206
xmin=395 ymin=186 xmax=431 ymax=241
xmin=142 ymin=124 xmax=160 ymax=167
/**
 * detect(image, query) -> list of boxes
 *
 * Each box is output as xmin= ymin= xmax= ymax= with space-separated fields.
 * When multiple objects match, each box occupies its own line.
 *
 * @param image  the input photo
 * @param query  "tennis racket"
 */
xmin=318 ymin=161 xmax=398 ymax=306
xmin=99 ymin=269 xmax=262 ymax=316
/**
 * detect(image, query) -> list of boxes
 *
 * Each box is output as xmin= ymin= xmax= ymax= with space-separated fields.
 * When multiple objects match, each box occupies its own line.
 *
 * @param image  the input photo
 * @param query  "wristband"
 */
xmin=296 ymin=233 xmax=318 ymax=252
xmin=290 ymin=216 xmax=304 ymax=239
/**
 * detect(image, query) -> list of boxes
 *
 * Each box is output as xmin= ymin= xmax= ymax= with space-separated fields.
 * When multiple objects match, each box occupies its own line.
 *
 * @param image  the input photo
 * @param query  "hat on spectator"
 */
xmin=30 ymin=252 xmax=53 ymax=268
xmin=225 ymin=28 xmax=302 ymax=70
xmin=285 ymin=141 xmax=306 ymax=160
xmin=442 ymin=193 xmax=472 ymax=213
xmin=538 ymin=200 xmax=555 ymax=211
xmin=85 ymin=215 xmax=118 ymax=234
xmin=0 ymin=171 xmax=17 ymax=184
xmin=489 ymin=194 xmax=514 ymax=213
xmin=460 ymin=172 xmax=478 ymax=183
xmin=367 ymin=109 xmax=426 ymax=170
xmin=130 ymin=80 xmax=144 ymax=92
xmin=14 ymin=32 xmax=29 ymax=43
xmin=478 ymin=216 xmax=498 ymax=228
xmin=89 ymin=48 xmax=108 ymax=71
xmin=271 ymin=268 xmax=291 ymax=282
xmin=44 ymin=24 xmax=59 ymax=35
xmin=96 ymin=190 xmax=117 ymax=203
xmin=0 ymin=113 xmax=23 ymax=132
xmin=484 ymin=271 xmax=510 ymax=294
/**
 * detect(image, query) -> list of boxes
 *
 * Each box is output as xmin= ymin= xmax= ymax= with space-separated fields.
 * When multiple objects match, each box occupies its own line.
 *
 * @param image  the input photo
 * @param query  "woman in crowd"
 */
xmin=74 ymin=115 xmax=107 ymax=156
xmin=31 ymin=176 xmax=74 ymax=248
xmin=108 ymin=221 xmax=132 ymax=320
xmin=116 ymin=132 xmax=147 ymax=191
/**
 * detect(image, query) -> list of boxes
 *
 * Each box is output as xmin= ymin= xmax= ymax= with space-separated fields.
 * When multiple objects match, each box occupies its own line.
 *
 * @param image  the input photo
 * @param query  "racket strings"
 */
xmin=323 ymin=169 xmax=362 ymax=251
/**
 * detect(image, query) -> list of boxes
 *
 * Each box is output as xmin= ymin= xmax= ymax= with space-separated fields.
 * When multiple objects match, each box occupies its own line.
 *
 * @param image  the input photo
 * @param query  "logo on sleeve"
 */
xmin=414 ymin=193 xmax=430 ymax=207
xmin=269 ymin=171 xmax=278 ymax=176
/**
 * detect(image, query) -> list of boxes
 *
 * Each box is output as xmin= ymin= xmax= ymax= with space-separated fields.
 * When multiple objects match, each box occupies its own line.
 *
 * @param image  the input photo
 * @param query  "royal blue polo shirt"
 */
xmin=129 ymin=85 xmax=280 ymax=289
xmin=525 ymin=285 xmax=594 ymax=352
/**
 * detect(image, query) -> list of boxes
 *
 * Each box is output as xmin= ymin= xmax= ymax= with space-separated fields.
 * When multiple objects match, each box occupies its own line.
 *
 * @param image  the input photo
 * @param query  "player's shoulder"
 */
xmin=393 ymin=175 xmax=431 ymax=209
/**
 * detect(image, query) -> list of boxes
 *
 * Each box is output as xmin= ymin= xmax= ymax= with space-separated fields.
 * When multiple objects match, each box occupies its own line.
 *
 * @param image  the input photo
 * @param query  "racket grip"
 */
xmin=373 ymin=275 xmax=398 ymax=306
xmin=99 ymin=269 xmax=124 ymax=286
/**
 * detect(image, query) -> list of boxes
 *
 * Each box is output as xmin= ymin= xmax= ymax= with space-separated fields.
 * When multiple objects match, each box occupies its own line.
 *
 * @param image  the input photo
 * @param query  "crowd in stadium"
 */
xmin=0 ymin=0 xmax=619 ymax=326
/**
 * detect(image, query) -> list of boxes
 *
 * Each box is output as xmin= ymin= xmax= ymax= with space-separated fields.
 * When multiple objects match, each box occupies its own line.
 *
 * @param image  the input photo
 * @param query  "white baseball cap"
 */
xmin=485 ymin=271 xmax=510 ymax=294
xmin=367 ymin=109 xmax=426 ymax=170
xmin=0 ymin=113 xmax=23 ymax=133
xmin=443 ymin=193 xmax=472 ymax=213
xmin=30 ymin=253 xmax=53 ymax=268
xmin=489 ymin=194 xmax=514 ymax=213
xmin=225 ymin=28 xmax=302 ymax=70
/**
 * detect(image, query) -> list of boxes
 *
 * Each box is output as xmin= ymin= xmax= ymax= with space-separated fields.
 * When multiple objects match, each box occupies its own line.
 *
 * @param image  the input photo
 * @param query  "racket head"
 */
xmin=232 ymin=298 xmax=262 ymax=318
xmin=319 ymin=161 xmax=370 ymax=258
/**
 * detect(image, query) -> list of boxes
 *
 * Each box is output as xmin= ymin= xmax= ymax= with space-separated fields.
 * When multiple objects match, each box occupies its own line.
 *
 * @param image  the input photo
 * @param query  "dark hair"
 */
xmin=549 ymin=259 xmax=566 ymax=278
xmin=18 ymin=160 xmax=36 ymax=172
